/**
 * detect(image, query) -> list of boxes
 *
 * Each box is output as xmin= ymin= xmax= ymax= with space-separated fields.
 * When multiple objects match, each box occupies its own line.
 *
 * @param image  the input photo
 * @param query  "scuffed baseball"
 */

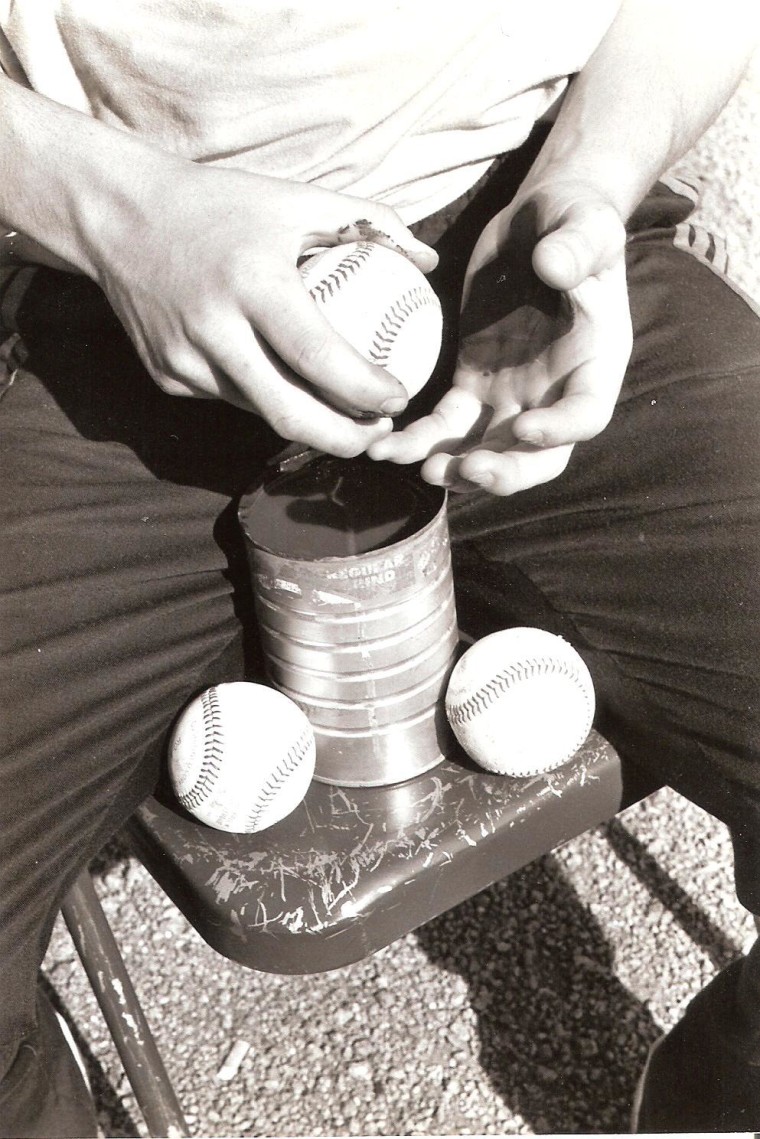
xmin=169 ymin=682 xmax=315 ymax=833
xmin=300 ymin=240 xmax=442 ymax=399
xmin=445 ymin=628 xmax=595 ymax=777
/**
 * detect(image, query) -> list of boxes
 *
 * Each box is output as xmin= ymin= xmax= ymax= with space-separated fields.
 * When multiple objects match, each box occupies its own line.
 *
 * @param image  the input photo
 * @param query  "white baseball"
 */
xmin=300 ymin=240 xmax=442 ymax=398
xmin=445 ymin=628 xmax=595 ymax=777
xmin=168 ymin=682 xmax=316 ymax=833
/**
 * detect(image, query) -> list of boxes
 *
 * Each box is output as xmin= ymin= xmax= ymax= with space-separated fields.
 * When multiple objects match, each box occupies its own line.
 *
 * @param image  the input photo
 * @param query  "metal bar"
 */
xmin=61 ymin=868 xmax=191 ymax=1138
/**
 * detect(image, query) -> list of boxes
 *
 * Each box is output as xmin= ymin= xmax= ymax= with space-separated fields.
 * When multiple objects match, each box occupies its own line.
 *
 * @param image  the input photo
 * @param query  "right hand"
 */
xmin=83 ymin=163 xmax=438 ymax=456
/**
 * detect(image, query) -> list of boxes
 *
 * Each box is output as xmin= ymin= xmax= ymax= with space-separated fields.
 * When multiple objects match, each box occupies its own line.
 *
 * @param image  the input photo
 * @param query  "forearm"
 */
xmin=0 ymin=75 xmax=180 ymax=275
xmin=527 ymin=0 xmax=759 ymax=218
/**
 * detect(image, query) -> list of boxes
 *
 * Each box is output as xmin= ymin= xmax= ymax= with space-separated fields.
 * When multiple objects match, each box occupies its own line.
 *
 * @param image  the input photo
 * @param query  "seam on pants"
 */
xmin=658 ymin=171 xmax=760 ymax=317
xmin=0 ymin=264 xmax=37 ymax=333
xmin=0 ymin=265 xmax=35 ymax=398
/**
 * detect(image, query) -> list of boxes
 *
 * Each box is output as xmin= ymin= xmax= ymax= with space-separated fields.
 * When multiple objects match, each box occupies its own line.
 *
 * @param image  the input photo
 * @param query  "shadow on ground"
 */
xmin=415 ymin=820 xmax=745 ymax=1134
xmin=415 ymin=850 xmax=655 ymax=1133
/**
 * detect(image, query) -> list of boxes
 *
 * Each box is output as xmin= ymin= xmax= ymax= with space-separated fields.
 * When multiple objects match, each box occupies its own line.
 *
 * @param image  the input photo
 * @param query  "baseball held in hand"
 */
xmin=445 ymin=628 xmax=595 ymax=777
xmin=168 ymin=682 xmax=316 ymax=833
xmin=300 ymin=240 xmax=442 ymax=399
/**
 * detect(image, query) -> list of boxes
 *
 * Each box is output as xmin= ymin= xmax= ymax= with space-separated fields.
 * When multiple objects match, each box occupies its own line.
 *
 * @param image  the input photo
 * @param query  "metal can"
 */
xmin=238 ymin=449 xmax=459 ymax=786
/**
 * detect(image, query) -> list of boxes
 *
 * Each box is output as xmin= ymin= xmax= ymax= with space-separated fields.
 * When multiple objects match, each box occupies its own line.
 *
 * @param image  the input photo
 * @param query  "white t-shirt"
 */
xmin=0 ymin=1 xmax=620 ymax=222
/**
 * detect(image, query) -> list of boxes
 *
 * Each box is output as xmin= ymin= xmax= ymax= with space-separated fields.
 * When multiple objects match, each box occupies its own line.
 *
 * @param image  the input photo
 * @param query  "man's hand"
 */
xmin=87 ymin=164 xmax=438 ymax=457
xmin=0 ymin=74 xmax=439 ymax=459
xmin=368 ymin=184 xmax=632 ymax=493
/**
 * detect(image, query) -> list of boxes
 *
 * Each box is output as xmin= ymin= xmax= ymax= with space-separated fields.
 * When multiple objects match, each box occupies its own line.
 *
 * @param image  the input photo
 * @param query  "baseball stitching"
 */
xmin=447 ymin=656 xmax=592 ymax=726
xmin=306 ymin=242 xmax=375 ymax=305
xmin=306 ymin=243 xmax=438 ymax=366
xmin=367 ymin=285 xmax=438 ymax=366
xmin=178 ymin=687 xmax=224 ymax=810
xmin=245 ymin=726 xmax=313 ymax=831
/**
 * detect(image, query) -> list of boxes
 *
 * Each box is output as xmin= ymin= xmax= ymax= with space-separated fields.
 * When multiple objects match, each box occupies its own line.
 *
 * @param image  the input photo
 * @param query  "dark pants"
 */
xmin=1 ymin=133 xmax=759 ymax=1134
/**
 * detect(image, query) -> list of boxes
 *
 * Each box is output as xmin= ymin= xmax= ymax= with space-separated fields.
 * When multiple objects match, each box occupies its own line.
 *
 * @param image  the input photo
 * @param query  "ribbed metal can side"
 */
xmin=258 ymin=588 xmax=453 ymax=672
xmin=238 ymin=457 xmax=459 ymax=786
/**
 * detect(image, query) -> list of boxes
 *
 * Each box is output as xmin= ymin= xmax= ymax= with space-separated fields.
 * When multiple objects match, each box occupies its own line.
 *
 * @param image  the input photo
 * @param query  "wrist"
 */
xmin=522 ymin=0 xmax=758 ymax=224
xmin=523 ymin=124 xmax=652 ymax=225
xmin=71 ymin=147 xmax=189 ymax=288
xmin=0 ymin=77 xmax=183 ymax=281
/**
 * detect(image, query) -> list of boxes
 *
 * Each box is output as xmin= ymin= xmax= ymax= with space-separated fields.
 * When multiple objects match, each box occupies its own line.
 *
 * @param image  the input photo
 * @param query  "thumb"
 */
xmin=334 ymin=213 xmax=439 ymax=275
xmin=532 ymin=199 xmax=626 ymax=291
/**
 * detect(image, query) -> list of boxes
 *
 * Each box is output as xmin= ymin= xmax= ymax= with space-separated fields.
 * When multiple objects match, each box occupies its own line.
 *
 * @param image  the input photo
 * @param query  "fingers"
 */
xmin=532 ymin=198 xmax=626 ymax=292
xmin=148 ymin=290 xmax=405 ymax=447
xmin=235 ymin=261 xmax=409 ymax=418
xmin=333 ymin=217 xmax=439 ymax=275
xmin=367 ymin=388 xmax=486 ymax=463
xmin=102 ymin=165 xmax=443 ymax=453
xmin=512 ymin=392 xmax=609 ymax=446
xmin=511 ymin=369 xmax=618 ymax=446
xmin=511 ymin=339 xmax=629 ymax=447
xmin=234 ymin=194 xmax=439 ymax=419
xmin=421 ymin=388 xmax=573 ymax=493
xmin=145 ymin=313 xmax=397 ymax=456
xmin=513 ymin=264 xmax=633 ymax=447
xmin=368 ymin=190 xmax=631 ymax=495
xmin=203 ymin=314 xmax=397 ymax=457
xmin=424 ymin=442 xmax=575 ymax=496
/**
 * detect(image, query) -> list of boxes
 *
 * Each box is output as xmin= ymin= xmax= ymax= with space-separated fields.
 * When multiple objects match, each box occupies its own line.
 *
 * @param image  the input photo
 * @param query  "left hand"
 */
xmin=368 ymin=184 xmax=633 ymax=494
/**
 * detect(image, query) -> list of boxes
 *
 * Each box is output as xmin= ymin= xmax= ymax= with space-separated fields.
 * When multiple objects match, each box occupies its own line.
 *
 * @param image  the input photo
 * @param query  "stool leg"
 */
xmin=61 ymin=868 xmax=191 ymax=1138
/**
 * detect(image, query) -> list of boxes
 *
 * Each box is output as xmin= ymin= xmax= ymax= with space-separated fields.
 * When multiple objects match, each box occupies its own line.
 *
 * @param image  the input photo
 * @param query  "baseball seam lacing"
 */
xmin=368 ymin=286 xmax=437 ymax=365
xmin=447 ymin=656 xmax=590 ymax=726
xmin=306 ymin=242 xmax=375 ymax=304
xmin=178 ymin=686 xmax=224 ymax=809
xmin=246 ymin=727 xmax=313 ymax=831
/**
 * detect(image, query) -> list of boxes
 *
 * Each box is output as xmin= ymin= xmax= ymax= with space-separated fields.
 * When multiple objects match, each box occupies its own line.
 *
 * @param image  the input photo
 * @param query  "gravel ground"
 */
xmin=42 ymin=51 xmax=759 ymax=1139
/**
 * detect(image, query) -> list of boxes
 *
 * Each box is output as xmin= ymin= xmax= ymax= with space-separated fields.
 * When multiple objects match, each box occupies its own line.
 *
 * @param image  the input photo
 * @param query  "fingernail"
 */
xmin=468 ymin=470 xmax=495 ymax=489
xmin=380 ymin=396 xmax=408 ymax=416
xmin=518 ymin=431 xmax=545 ymax=447
xmin=407 ymin=240 xmax=438 ymax=267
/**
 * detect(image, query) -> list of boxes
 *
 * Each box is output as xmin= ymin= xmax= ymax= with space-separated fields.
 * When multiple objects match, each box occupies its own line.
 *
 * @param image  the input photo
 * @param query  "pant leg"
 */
xmin=0 ymin=270 xmax=282 ymax=1120
xmin=0 ymin=988 xmax=99 ymax=1139
xmin=428 ymin=167 xmax=760 ymax=1127
xmin=634 ymin=931 xmax=760 ymax=1132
